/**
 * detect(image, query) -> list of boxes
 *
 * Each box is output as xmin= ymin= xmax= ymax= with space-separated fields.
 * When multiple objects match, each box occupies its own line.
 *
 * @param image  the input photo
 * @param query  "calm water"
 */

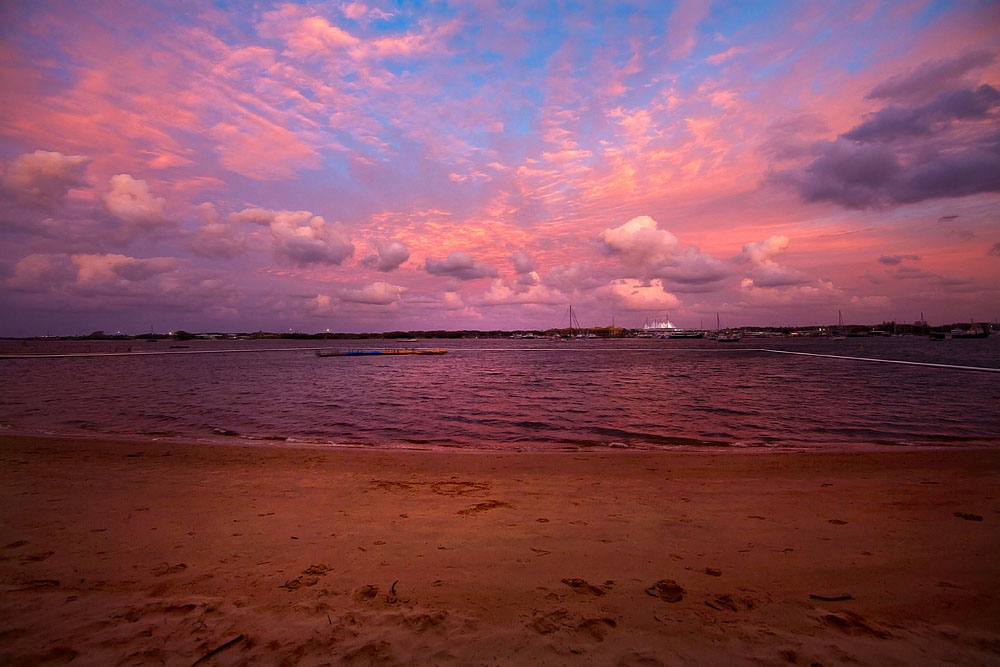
xmin=1 ymin=337 xmax=998 ymax=451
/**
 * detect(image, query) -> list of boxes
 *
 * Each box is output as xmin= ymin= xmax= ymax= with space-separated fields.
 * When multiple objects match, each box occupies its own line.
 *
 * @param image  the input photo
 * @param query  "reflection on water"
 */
xmin=1 ymin=337 xmax=998 ymax=450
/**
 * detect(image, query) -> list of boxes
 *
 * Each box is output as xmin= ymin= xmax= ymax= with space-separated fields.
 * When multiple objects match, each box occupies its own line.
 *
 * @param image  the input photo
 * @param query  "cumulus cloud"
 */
xmin=230 ymin=207 xmax=354 ymax=265
xmin=739 ymin=278 xmax=842 ymax=306
xmin=542 ymin=262 xmax=604 ymax=292
xmin=597 ymin=279 xmax=680 ymax=311
xmin=738 ymin=235 xmax=807 ymax=287
xmin=510 ymin=250 xmax=537 ymax=274
xmin=360 ymin=239 xmax=410 ymax=271
xmin=600 ymin=216 xmax=729 ymax=288
xmin=740 ymin=235 xmax=789 ymax=265
xmin=102 ymin=174 xmax=167 ymax=224
xmin=515 ymin=271 xmax=541 ymax=286
xmin=71 ymin=253 xmax=177 ymax=287
xmin=1 ymin=150 xmax=90 ymax=207
xmin=5 ymin=253 xmax=75 ymax=291
xmin=478 ymin=279 xmax=561 ymax=306
xmin=442 ymin=291 xmax=465 ymax=310
xmin=191 ymin=203 xmax=245 ymax=258
xmin=599 ymin=216 xmax=680 ymax=266
xmin=339 ymin=280 xmax=405 ymax=305
xmin=310 ymin=294 xmax=336 ymax=315
xmin=654 ymin=247 xmax=730 ymax=288
xmin=425 ymin=251 xmax=498 ymax=280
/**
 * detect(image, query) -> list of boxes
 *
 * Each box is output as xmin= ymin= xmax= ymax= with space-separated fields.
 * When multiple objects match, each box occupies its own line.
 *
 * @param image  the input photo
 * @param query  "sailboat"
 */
xmin=715 ymin=313 xmax=742 ymax=342
xmin=830 ymin=310 xmax=847 ymax=340
xmin=562 ymin=305 xmax=591 ymax=339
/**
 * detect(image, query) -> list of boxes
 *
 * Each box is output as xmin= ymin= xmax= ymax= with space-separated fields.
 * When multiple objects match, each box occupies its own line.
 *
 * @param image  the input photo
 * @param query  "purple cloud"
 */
xmin=878 ymin=254 xmax=920 ymax=265
xmin=510 ymin=250 xmax=537 ymax=274
xmin=777 ymin=82 xmax=1000 ymax=209
xmin=778 ymin=139 xmax=901 ymax=208
xmin=867 ymin=50 xmax=995 ymax=102
xmin=1 ymin=150 xmax=90 ymax=208
xmin=230 ymin=207 xmax=354 ymax=266
xmin=425 ymin=251 xmax=498 ymax=280
xmin=844 ymin=85 xmax=1000 ymax=144
xmin=360 ymin=240 xmax=410 ymax=272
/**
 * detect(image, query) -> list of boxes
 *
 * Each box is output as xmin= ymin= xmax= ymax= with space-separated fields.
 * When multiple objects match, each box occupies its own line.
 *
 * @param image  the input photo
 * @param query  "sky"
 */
xmin=1 ymin=0 xmax=998 ymax=336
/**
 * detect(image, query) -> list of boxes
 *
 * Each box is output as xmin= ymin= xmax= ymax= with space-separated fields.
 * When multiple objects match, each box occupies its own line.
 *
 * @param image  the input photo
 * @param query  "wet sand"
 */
xmin=1 ymin=434 xmax=998 ymax=665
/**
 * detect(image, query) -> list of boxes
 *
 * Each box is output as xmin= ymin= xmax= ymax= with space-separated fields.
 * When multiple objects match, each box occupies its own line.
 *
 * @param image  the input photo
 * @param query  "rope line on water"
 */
xmin=756 ymin=348 xmax=1000 ymax=374
xmin=1 ymin=344 xmax=997 ymax=373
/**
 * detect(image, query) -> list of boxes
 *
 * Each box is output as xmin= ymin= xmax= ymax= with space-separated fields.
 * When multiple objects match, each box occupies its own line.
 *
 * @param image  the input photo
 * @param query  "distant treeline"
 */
xmin=3 ymin=321 xmax=996 ymax=341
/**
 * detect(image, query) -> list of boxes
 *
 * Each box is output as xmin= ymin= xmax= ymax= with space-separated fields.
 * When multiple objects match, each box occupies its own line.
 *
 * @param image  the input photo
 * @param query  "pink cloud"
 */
xmin=360 ymin=239 xmax=410 ymax=272
xmin=191 ymin=203 xmax=245 ymax=259
xmin=600 ymin=216 xmax=681 ymax=267
xmin=5 ymin=253 xmax=76 ymax=291
xmin=663 ymin=0 xmax=710 ymax=60
xmin=71 ymin=253 xmax=177 ymax=289
xmin=597 ymin=279 xmax=680 ymax=311
xmin=1 ymin=150 xmax=90 ymax=207
xmin=102 ymin=174 xmax=166 ymax=224
xmin=210 ymin=117 xmax=320 ymax=181
xmin=339 ymin=280 xmax=405 ymax=305
xmin=230 ymin=207 xmax=354 ymax=266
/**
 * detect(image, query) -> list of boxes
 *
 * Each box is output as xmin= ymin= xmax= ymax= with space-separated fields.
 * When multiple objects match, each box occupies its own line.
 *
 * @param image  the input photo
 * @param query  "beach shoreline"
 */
xmin=2 ymin=434 xmax=998 ymax=665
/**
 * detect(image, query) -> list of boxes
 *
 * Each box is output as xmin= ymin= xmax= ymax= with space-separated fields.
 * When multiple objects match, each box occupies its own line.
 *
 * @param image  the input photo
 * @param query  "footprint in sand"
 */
xmin=705 ymin=593 xmax=756 ymax=611
xmin=457 ymin=500 xmax=511 ymax=516
xmin=431 ymin=481 xmax=490 ymax=496
xmin=20 ymin=551 xmax=54 ymax=564
xmin=560 ymin=578 xmax=606 ymax=596
xmin=151 ymin=563 xmax=187 ymax=577
xmin=353 ymin=584 xmax=380 ymax=601
xmin=645 ymin=579 xmax=685 ymax=603
xmin=527 ymin=609 xmax=617 ymax=641
xmin=820 ymin=611 xmax=891 ymax=638
xmin=281 ymin=564 xmax=331 ymax=590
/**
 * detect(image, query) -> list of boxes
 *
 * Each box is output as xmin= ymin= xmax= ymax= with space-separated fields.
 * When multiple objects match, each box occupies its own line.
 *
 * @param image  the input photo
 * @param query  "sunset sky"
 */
xmin=1 ymin=0 xmax=998 ymax=336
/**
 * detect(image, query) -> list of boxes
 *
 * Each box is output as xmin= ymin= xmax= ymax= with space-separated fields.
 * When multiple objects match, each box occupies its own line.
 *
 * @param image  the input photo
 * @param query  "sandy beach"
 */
xmin=1 ymin=435 xmax=998 ymax=665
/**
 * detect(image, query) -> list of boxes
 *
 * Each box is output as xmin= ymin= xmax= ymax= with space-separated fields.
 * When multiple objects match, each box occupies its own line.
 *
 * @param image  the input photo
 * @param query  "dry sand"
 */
xmin=1 ymin=434 xmax=998 ymax=666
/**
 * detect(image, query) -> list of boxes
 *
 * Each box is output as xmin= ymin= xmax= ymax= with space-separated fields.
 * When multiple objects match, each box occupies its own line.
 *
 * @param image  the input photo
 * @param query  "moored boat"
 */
xmin=950 ymin=325 xmax=989 ymax=339
xmin=315 ymin=348 xmax=448 ymax=357
xmin=667 ymin=329 xmax=706 ymax=339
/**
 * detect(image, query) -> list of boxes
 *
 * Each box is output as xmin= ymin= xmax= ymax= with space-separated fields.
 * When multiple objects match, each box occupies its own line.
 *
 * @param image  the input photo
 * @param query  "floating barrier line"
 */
xmin=757 ymin=348 xmax=1000 ymax=374
xmin=2 ymin=345 xmax=997 ymax=373
xmin=0 ymin=346 xmax=334 ymax=359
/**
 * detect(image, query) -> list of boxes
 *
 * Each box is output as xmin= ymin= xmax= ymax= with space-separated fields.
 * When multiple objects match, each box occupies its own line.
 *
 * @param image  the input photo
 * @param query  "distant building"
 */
xmin=642 ymin=316 xmax=676 ymax=331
